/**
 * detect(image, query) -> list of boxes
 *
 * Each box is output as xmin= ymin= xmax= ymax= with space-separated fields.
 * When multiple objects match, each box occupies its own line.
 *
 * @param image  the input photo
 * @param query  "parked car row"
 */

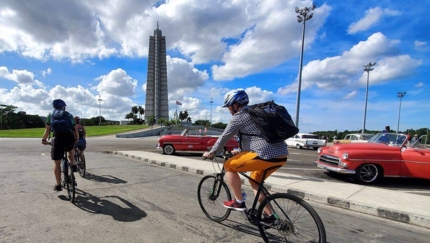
xmin=157 ymin=129 xmax=430 ymax=185
xmin=333 ymin=133 xmax=374 ymax=144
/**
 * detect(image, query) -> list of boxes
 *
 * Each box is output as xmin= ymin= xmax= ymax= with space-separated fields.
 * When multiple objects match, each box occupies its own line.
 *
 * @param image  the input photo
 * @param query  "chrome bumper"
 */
xmin=314 ymin=160 xmax=356 ymax=175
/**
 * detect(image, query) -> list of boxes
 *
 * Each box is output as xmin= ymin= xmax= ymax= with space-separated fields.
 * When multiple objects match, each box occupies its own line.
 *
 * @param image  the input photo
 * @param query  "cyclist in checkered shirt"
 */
xmin=203 ymin=89 xmax=288 ymax=218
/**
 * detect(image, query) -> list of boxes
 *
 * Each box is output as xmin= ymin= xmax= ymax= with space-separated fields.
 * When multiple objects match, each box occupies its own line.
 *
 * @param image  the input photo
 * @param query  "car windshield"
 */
xmin=362 ymin=134 xmax=374 ymax=140
xmin=302 ymin=135 xmax=319 ymax=139
xmin=367 ymin=133 xmax=407 ymax=146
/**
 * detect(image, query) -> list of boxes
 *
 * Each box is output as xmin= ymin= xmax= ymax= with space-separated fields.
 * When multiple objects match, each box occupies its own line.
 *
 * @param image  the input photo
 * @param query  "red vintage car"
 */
xmin=314 ymin=133 xmax=430 ymax=184
xmin=157 ymin=129 xmax=239 ymax=155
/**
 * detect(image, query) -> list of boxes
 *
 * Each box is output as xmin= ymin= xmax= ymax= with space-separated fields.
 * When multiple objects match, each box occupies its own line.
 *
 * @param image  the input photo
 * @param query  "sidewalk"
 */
xmin=112 ymin=150 xmax=430 ymax=229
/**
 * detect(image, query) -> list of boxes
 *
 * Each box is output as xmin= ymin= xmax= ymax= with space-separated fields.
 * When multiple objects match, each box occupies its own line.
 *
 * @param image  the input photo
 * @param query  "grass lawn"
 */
xmin=0 ymin=125 xmax=149 ymax=138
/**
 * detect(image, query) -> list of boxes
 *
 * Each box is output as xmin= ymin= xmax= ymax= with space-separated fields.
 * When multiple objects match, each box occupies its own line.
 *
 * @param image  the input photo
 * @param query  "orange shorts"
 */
xmin=224 ymin=151 xmax=287 ymax=186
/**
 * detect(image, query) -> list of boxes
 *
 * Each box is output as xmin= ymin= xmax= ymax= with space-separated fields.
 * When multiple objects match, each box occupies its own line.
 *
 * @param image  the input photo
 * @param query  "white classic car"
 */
xmin=285 ymin=133 xmax=327 ymax=150
xmin=333 ymin=133 xmax=374 ymax=144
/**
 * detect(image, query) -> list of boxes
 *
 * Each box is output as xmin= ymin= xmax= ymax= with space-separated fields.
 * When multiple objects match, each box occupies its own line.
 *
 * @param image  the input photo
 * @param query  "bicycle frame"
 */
xmin=211 ymin=160 xmax=288 ymax=225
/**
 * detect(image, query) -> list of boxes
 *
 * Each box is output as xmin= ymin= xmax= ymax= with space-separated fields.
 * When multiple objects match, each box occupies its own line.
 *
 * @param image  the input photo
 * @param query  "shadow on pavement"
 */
xmin=74 ymin=189 xmax=147 ymax=222
xmin=83 ymin=172 xmax=127 ymax=184
xmin=218 ymin=219 xmax=262 ymax=240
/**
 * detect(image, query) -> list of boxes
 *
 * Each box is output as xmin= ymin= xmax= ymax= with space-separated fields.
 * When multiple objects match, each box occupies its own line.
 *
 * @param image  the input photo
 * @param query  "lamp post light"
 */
xmin=396 ymin=92 xmax=406 ymax=134
xmin=210 ymin=97 xmax=213 ymax=127
xmin=98 ymin=95 xmax=102 ymax=125
xmin=294 ymin=3 xmax=316 ymax=128
xmin=362 ymin=62 xmax=376 ymax=134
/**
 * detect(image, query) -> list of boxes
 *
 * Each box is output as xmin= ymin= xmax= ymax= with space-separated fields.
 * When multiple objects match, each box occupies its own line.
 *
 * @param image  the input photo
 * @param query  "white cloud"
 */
xmin=96 ymin=68 xmax=138 ymax=97
xmin=415 ymin=82 xmax=424 ymax=87
xmin=212 ymin=2 xmax=331 ymax=81
xmin=166 ymin=56 xmax=209 ymax=99
xmin=414 ymin=40 xmax=428 ymax=51
xmin=348 ymin=7 xmax=401 ymax=34
xmin=41 ymin=68 xmax=52 ymax=77
xmin=343 ymin=90 xmax=358 ymax=100
xmin=0 ymin=66 xmax=36 ymax=84
xmin=278 ymin=33 xmax=422 ymax=95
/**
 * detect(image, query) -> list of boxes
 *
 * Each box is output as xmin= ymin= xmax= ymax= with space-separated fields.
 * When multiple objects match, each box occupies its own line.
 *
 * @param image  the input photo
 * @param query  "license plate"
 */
xmin=316 ymin=163 xmax=324 ymax=169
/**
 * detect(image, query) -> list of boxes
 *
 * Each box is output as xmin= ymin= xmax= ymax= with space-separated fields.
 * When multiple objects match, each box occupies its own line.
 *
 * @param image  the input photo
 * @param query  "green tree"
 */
xmin=158 ymin=117 xmax=167 ymax=127
xmin=147 ymin=116 xmax=156 ymax=128
xmin=212 ymin=122 xmax=227 ymax=129
xmin=125 ymin=112 xmax=134 ymax=121
xmin=131 ymin=106 xmax=138 ymax=117
xmin=138 ymin=106 xmax=145 ymax=121
xmin=194 ymin=119 xmax=210 ymax=127
xmin=178 ymin=110 xmax=189 ymax=121
xmin=0 ymin=104 xmax=18 ymax=130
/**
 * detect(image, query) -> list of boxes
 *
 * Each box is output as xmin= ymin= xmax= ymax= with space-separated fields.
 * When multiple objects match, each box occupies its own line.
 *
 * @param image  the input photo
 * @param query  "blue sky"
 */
xmin=0 ymin=0 xmax=428 ymax=133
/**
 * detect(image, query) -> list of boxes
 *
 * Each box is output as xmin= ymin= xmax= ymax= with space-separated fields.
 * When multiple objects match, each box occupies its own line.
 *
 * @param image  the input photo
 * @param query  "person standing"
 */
xmin=382 ymin=126 xmax=390 ymax=133
xmin=42 ymin=99 xmax=79 ymax=191
xmin=411 ymin=134 xmax=419 ymax=144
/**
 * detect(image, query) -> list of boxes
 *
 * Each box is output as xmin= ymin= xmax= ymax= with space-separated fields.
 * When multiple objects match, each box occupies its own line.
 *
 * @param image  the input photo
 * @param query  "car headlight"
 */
xmin=338 ymin=160 xmax=348 ymax=168
xmin=317 ymin=148 xmax=322 ymax=154
xmin=342 ymin=152 xmax=349 ymax=160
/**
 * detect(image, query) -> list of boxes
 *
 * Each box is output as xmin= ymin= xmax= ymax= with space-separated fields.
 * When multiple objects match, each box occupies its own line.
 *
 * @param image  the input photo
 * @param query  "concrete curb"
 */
xmin=111 ymin=151 xmax=430 ymax=229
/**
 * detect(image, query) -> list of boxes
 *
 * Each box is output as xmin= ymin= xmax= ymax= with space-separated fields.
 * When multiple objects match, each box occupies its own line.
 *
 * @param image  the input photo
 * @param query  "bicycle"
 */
xmin=61 ymin=150 xmax=77 ymax=203
xmin=74 ymin=147 xmax=86 ymax=178
xmin=197 ymin=155 xmax=326 ymax=243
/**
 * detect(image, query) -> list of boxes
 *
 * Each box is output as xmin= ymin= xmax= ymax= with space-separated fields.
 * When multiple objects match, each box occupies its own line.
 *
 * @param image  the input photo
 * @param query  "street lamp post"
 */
xmin=396 ymin=92 xmax=406 ymax=134
xmin=98 ymin=95 xmax=102 ymax=125
xmin=294 ymin=3 xmax=316 ymax=128
xmin=362 ymin=62 xmax=376 ymax=134
xmin=210 ymin=97 xmax=213 ymax=127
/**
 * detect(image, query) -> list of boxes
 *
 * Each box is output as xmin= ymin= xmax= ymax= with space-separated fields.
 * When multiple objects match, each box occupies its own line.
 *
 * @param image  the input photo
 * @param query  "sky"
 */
xmin=0 ymin=0 xmax=429 ymax=133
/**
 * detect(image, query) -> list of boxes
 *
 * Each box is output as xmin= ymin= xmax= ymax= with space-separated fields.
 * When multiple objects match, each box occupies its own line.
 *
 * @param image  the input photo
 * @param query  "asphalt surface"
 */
xmin=1 ymin=137 xmax=430 ymax=242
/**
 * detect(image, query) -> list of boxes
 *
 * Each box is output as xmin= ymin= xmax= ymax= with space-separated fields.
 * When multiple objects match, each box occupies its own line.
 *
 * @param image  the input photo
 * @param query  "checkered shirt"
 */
xmin=209 ymin=107 xmax=289 ymax=160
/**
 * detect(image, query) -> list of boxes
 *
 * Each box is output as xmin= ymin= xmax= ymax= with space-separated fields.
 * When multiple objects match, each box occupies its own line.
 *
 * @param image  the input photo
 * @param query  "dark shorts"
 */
xmin=51 ymin=132 xmax=76 ymax=160
xmin=75 ymin=138 xmax=86 ymax=151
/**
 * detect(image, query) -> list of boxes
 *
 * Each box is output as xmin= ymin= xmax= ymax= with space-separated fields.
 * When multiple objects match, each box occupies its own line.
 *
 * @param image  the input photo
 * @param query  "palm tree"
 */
xmin=158 ymin=117 xmax=166 ymax=127
xmin=125 ymin=112 xmax=134 ymax=121
xmin=147 ymin=116 xmax=156 ymax=128
xmin=131 ymin=106 xmax=138 ymax=117
xmin=138 ymin=106 xmax=145 ymax=121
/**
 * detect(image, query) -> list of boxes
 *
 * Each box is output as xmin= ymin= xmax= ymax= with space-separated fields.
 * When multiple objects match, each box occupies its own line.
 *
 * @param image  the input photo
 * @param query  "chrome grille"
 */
xmin=319 ymin=154 xmax=339 ymax=165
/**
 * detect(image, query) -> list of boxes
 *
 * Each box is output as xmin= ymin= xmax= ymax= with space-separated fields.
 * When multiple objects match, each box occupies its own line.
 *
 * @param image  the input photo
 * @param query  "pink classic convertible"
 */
xmin=157 ymin=129 xmax=239 ymax=155
xmin=315 ymin=133 xmax=430 ymax=184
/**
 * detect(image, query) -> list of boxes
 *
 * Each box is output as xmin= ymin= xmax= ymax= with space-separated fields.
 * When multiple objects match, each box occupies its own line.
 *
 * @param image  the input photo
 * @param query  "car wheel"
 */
xmin=296 ymin=144 xmax=302 ymax=149
xmin=163 ymin=145 xmax=175 ymax=155
xmin=355 ymin=164 xmax=381 ymax=184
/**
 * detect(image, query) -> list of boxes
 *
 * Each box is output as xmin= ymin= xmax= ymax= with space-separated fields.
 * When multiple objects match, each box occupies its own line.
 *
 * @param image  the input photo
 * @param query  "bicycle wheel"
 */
xmin=77 ymin=152 xmax=86 ymax=178
xmin=66 ymin=163 xmax=76 ymax=203
xmin=257 ymin=193 xmax=326 ymax=243
xmin=197 ymin=175 xmax=232 ymax=222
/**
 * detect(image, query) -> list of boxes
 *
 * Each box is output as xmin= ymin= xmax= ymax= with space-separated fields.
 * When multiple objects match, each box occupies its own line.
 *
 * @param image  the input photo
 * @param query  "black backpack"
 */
xmin=242 ymin=101 xmax=299 ymax=143
xmin=51 ymin=110 xmax=73 ymax=133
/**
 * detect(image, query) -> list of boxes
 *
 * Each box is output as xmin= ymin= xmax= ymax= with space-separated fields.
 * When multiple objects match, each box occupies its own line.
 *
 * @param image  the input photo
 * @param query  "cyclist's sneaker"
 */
xmin=71 ymin=164 xmax=78 ymax=172
xmin=261 ymin=214 xmax=277 ymax=225
xmin=53 ymin=184 xmax=62 ymax=191
xmin=223 ymin=200 xmax=246 ymax=211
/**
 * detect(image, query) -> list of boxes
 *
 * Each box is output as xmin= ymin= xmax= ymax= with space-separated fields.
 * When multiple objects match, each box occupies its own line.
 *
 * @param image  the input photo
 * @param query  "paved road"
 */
xmin=1 ymin=137 xmax=430 ymax=242
xmin=129 ymin=136 xmax=430 ymax=195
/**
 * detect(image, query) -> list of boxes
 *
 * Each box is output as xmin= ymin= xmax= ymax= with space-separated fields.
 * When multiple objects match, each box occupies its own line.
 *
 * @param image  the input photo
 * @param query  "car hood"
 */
xmin=327 ymin=143 xmax=401 ymax=153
